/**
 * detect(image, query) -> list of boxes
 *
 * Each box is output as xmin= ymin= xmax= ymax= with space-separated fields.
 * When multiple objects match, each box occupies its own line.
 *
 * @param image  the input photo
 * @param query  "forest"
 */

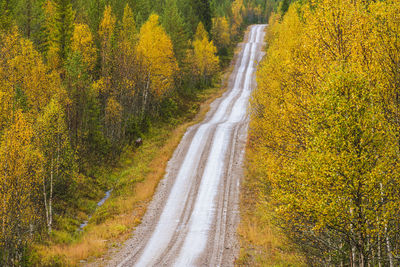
xmin=0 ymin=0 xmax=274 ymax=265
xmin=249 ymin=0 xmax=400 ymax=266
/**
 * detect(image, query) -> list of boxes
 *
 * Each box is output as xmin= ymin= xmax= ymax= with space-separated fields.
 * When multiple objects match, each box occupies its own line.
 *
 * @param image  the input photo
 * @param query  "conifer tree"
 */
xmin=0 ymin=0 xmax=12 ymax=31
xmin=162 ymin=0 xmax=189 ymax=64
xmin=87 ymin=0 xmax=105 ymax=32
xmin=114 ymin=3 xmax=137 ymax=140
xmin=176 ymin=0 xmax=198 ymax=36
xmin=192 ymin=0 xmax=212 ymax=33
xmin=46 ymin=0 xmax=75 ymax=66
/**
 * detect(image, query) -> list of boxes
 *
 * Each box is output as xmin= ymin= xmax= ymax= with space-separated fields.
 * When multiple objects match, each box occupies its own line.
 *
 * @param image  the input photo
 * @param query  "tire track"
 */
xmin=106 ymin=24 xmax=266 ymax=267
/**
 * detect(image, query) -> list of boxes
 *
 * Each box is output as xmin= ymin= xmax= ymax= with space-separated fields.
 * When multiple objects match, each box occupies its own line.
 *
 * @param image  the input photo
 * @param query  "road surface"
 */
xmin=107 ymin=24 xmax=266 ymax=267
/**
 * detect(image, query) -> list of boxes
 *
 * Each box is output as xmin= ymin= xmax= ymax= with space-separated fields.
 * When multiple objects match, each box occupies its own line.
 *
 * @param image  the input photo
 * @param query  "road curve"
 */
xmin=107 ymin=24 xmax=266 ymax=267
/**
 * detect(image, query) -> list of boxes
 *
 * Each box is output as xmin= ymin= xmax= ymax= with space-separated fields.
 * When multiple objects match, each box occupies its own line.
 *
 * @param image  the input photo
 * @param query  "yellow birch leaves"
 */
xmin=136 ymin=14 xmax=178 ymax=97
xmin=71 ymin=23 xmax=97 ymax=71
xmin=186 ymin=22 xmax=219 ymax=85
xmin=211 ymin=17 xmax=230 ymax=50
xmin=251 ymin=0 xmax=400 ymax=264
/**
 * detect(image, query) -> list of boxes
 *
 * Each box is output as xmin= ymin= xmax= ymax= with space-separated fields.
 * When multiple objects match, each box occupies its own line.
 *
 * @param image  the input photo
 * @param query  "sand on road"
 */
xmin=102 ymin=24 xmax=267 ymax=267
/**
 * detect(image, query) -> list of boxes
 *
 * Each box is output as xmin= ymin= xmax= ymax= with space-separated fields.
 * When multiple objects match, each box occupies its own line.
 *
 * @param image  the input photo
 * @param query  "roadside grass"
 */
xmin=31 ymin=26 xmax=251 ymax=266
xmin=236 ymin=148 xmax=306 ymax=267
xmin=33 ymin=73 xmax=231 ymax=266
xmin=235 ymin=24 xmax=305 ymax=267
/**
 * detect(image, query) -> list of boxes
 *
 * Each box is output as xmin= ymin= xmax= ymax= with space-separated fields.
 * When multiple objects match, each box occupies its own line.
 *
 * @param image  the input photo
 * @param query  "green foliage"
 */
xmin=0 ymin=0 xmax=12 ymax=31
xmin=160 ymin=97 xmax=179 ymax=122
xmin=0 ymin=0 xmax=271 ymax=263
xmin=50 ymin=0 xmax=75 ymax=64
xmin=192 ymin=0 xmax=212 ymax=32
xmin=162 ymin=0 xmax=189 ymax=64
xmin=251 ymin=1 xmax=400 ymax=265
xmin=279 ymin=0 xmax=290 ymax=16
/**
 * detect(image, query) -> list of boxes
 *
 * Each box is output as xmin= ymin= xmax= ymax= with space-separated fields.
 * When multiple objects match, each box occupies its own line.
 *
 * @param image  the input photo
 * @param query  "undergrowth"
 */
xmin=32 ymin=79 xmax=228 ymax=266
xmin=236 ymin=147 xmax=306 ymax=267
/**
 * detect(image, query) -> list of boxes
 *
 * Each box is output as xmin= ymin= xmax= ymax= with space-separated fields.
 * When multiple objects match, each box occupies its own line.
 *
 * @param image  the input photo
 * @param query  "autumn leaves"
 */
xmin=251 ymin=0 xmax=400 ymax=265
xmin=0 ymin=0 xmax=251 ymax=264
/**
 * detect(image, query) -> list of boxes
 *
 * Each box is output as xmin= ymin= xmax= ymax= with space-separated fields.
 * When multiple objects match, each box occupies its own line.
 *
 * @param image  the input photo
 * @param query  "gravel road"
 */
xmin=104 ymin=24 xmax=266 ymax=267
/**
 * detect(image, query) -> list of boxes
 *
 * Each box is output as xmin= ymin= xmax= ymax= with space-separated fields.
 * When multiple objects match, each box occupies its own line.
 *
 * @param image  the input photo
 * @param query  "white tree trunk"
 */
xmin=49 ymin=157 xmax=53 ymax=234
xmin=43 ymin=175 xmax=49 ymax=233
xmin=385 ymin=224 xmax=394 ymax=267
xmin=380 ymin=183 xmax=394 ymax=267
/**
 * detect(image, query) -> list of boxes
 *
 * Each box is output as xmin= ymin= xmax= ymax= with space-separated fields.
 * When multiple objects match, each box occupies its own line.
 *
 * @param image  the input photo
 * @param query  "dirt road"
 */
xmin=106 ymin=24 xmax=266 ymax=267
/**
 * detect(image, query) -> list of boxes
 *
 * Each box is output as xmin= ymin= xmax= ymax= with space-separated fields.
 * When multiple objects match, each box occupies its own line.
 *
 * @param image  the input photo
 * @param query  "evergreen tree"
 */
xmin=162 ymin=0 xmax=189 ymax=64
xmin=45 ymin=0 xmax=75 ymax=67
xmin=177 ymin=0 xmax=198 ymax=37
xmin=280 ymin=0 xmax=290 ymax=16
xmin=115 ymin=3 xmax=138 ymax=141
xmin=54 ymin=0 xmax=75 ymax=61
xmin=192 ymin=0 xmax=212 ymax=33
xmin=0 ymin=0 xmax=12 ymax=31
xmin=87 ymin=0 xmax=105 ymax=32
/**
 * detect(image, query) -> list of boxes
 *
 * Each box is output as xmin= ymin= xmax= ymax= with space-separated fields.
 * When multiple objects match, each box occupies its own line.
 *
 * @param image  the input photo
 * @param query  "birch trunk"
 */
xmin=49 ymin=157 xmax=53 ymax=234
xmin=380 ymin=183 xmax=394 ymax=267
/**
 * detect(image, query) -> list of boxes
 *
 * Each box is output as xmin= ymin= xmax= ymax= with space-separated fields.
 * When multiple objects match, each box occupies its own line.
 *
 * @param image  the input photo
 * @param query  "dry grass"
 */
xmin=235 ymin=25 xmax=305 ymax=267
xmin=236 ymin=148 xmax=306 ymax=267
xmin=34 ymin=27 xmax=246 ymax=266
xmin=34 ymin=76 xmax=229 ymax=266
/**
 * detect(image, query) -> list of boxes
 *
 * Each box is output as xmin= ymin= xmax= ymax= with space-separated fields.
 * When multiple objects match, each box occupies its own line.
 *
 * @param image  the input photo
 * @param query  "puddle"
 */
xmin=79 ymin=189 xmax=113 ymax=230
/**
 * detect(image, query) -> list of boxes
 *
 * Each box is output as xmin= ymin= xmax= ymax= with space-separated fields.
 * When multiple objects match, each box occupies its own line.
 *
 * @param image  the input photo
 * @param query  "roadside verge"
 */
xmin=34 ymin=43 xmax=241 ymax=266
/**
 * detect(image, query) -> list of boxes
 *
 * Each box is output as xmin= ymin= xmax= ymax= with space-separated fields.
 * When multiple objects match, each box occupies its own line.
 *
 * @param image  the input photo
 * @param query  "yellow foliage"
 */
xmin=120 ymin=4 xmax=137 ymax=46
xmin=105 ymin=97 xmax=122 ymax=125
xmin=136 ymin=14 xmax=178 ymax=97
xmin=99 ymin=6 xmax=116 ymax=45
xmin=71 ymin=23 xmax=97 ymax=71
xmin=43 ymin=0 xmax=60 ymax=69
xmin=99 ymin=5 xmax=116 ymax=76
xmin=0 ymin=28 xmax=64 ymax=119
xmin=194 ymin=22 xmax=208 ymax=41
xmin=231 ymin=0 xmax=244 ymax=38
xmin=250 ymin=0 xmax=400 ymax=264
xmin=191 ymin=37 xmax=219 ymax=81
xmin=211 ymin=17 xmax=230 ymax=50
xmin=0 ymin=111 xmax=43 ymax=259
